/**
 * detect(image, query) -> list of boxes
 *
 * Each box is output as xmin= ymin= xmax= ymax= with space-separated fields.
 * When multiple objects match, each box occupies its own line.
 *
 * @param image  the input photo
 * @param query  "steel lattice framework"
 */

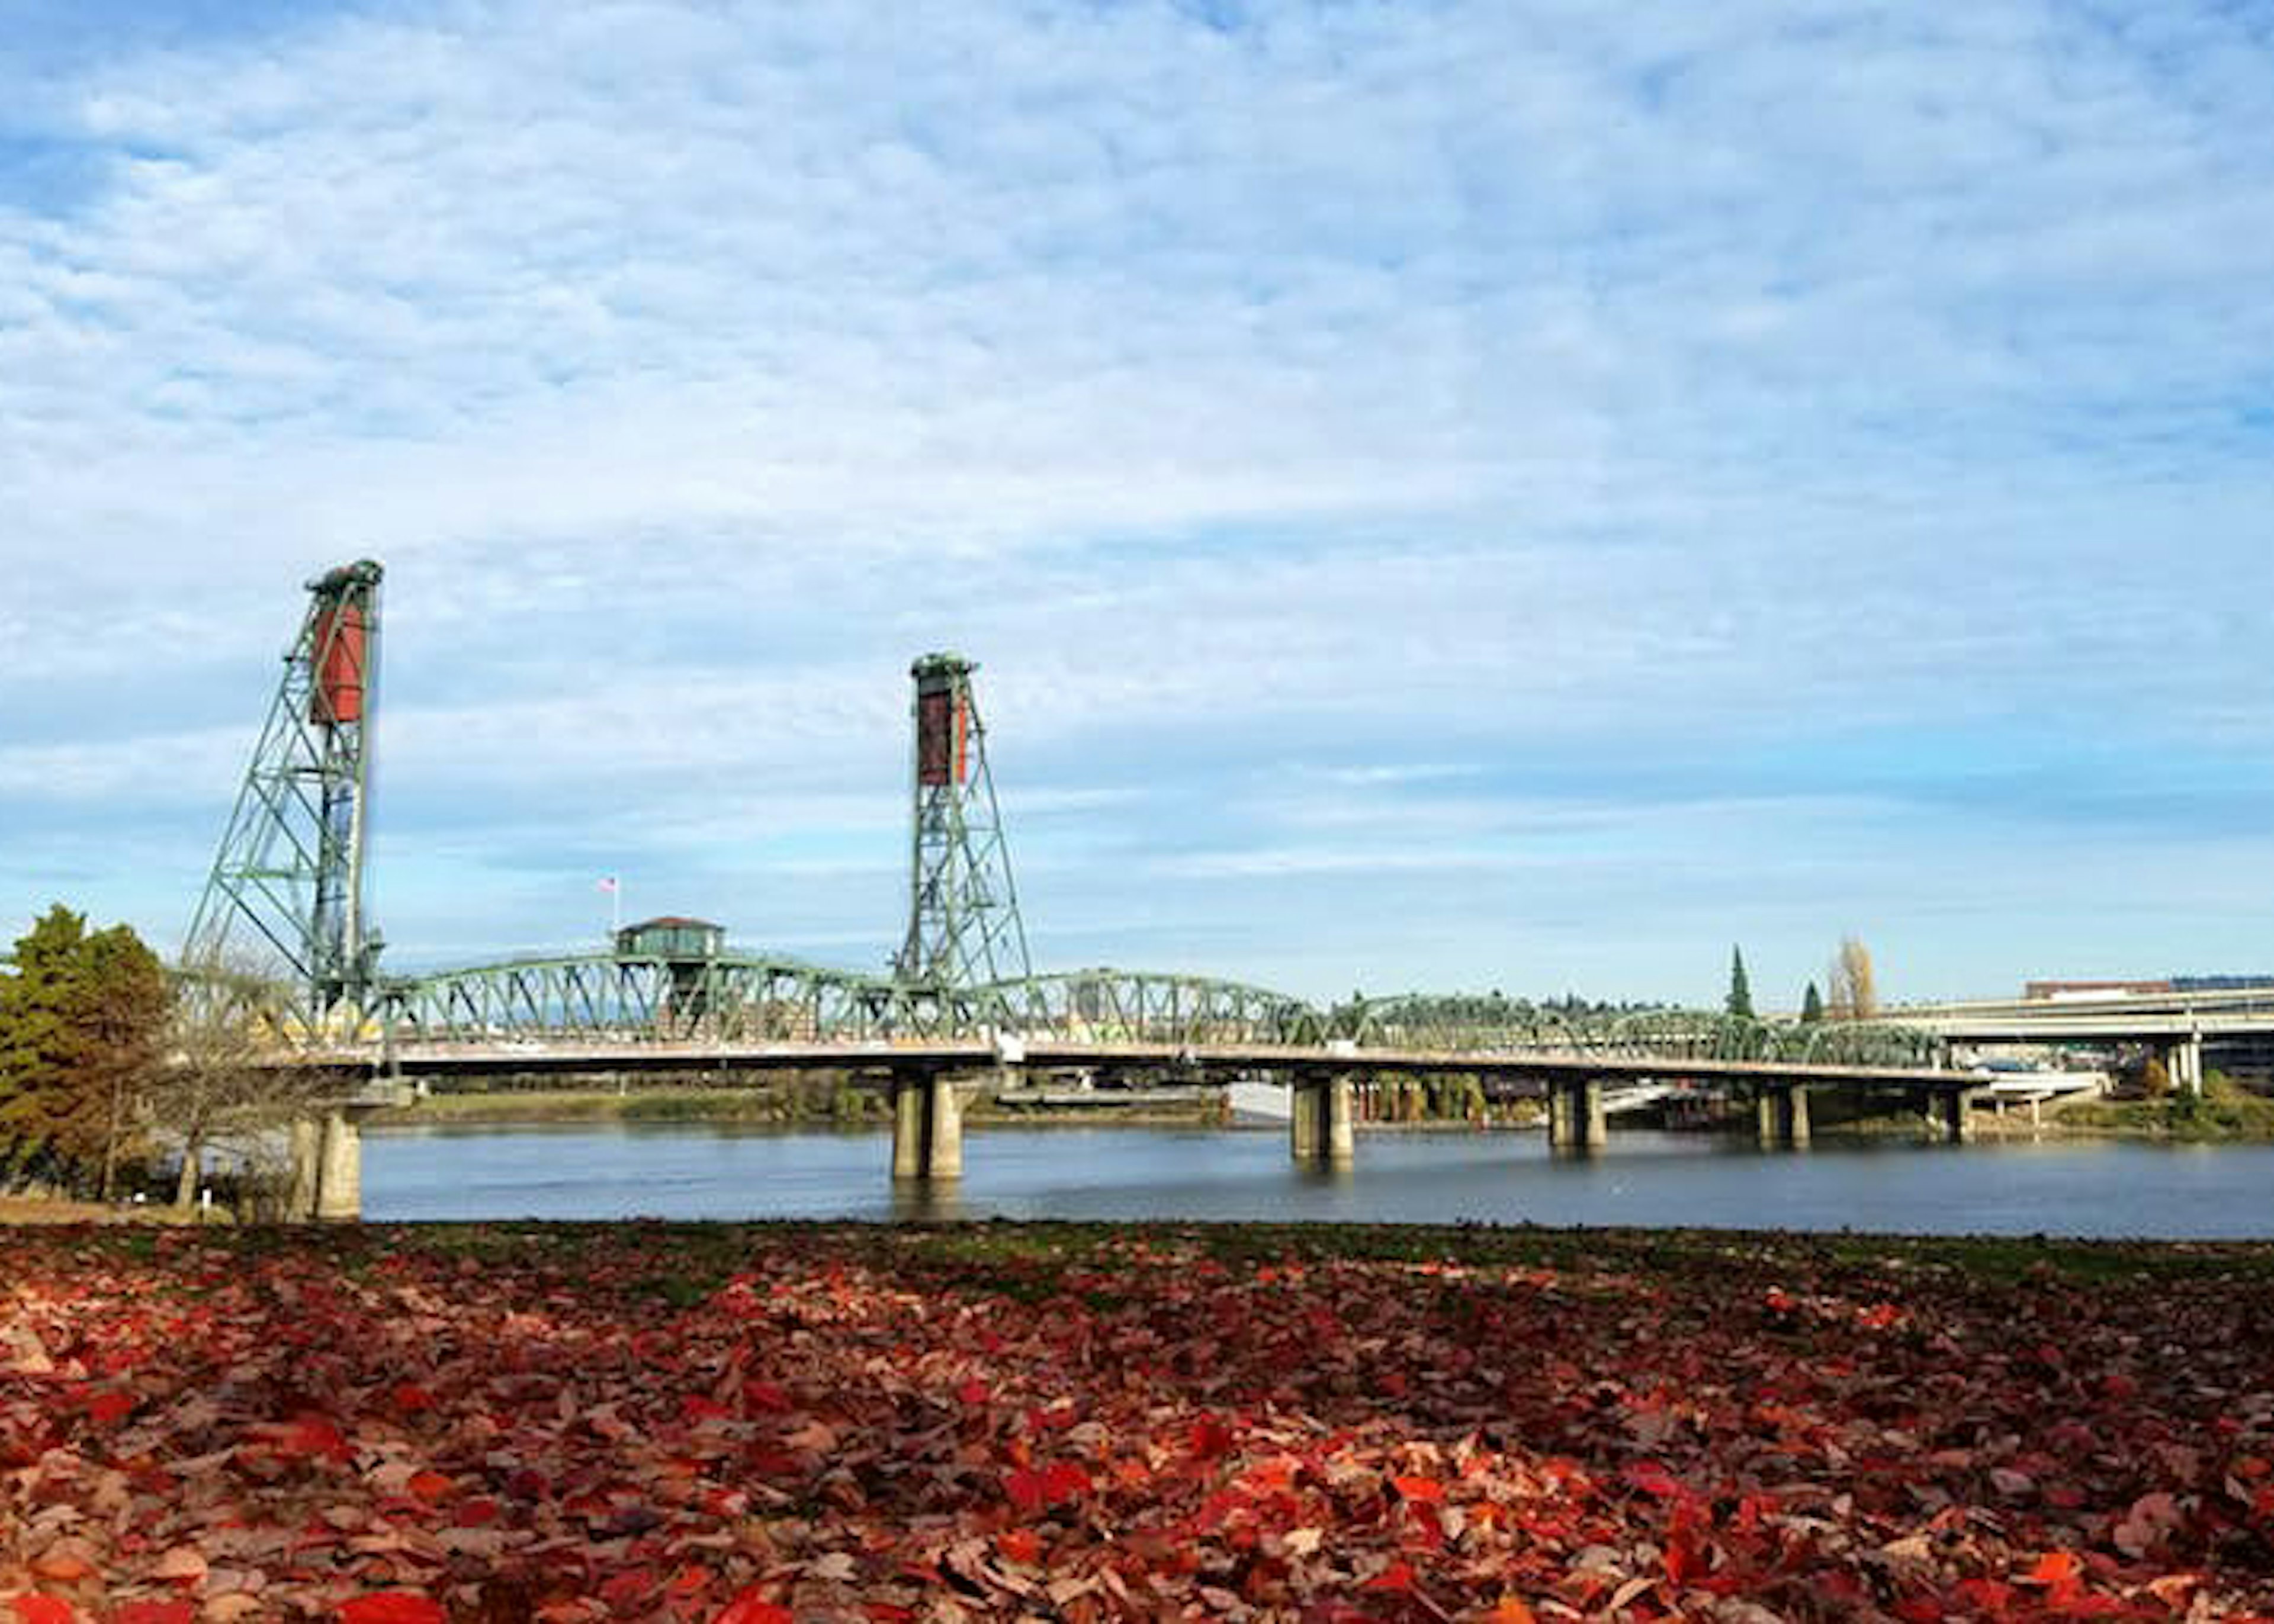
xmin=378 ymin=960 xmax=1317 ymax=1049
xmin=188 ymin=563 xmax=1955 ymax=1078
xmin=975 ymin=969 xmax=1314 ymax=1047
xmin=380 ymin=953 xmax=916 ymax=1044
xmin=185 ymin=560 xmax=384 ymax=1031
xmin=897 ymin=654 xmax=1030 ymax=993
xmin=1329 ymin=995 xmax=1945 ymax=1069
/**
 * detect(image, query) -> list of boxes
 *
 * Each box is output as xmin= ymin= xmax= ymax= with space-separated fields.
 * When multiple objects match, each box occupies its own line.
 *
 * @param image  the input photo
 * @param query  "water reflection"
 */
xmin=362 ymin=1123 xmax=2274 ymax=1237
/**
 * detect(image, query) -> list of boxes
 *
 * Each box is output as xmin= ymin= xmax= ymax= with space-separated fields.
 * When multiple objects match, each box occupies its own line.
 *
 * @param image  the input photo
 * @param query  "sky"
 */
xmin=2 ymin=1 xmax=2272 ymax=1010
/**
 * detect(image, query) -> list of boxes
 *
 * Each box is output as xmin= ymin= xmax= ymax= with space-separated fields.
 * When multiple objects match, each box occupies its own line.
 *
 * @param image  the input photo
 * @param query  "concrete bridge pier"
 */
xmin=1755 ymin=1083 xmax=1812 ymax=1149
xmin=1289 ymin=1073 xmax=1356 ymax=1165
xmin=891 ymin=1068 xmax=965 ymax=1181
xmin=1547 ymin=1078 xmax=1607 ymax=1152
xmin=285 ymin=1106 xmax=370 ymax=1221
xmin=1938 ymin=1087 xmax=1974 ymax=1144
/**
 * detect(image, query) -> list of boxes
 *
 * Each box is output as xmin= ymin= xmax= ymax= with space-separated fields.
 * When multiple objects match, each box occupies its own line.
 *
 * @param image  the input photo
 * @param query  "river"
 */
xmin=363 ymin=1124 xmax=2274 ymax=1236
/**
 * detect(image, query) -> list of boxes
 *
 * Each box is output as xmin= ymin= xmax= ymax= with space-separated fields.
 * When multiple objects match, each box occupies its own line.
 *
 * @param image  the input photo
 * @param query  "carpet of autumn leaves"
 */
xmin=5 ymin=1222 xmax=2274 ymax=1623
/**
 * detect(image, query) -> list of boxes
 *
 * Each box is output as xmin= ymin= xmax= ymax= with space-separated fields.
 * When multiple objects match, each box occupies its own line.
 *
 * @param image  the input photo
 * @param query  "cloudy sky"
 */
xmin=3 ymin=1 xmax=2272 ymax=1008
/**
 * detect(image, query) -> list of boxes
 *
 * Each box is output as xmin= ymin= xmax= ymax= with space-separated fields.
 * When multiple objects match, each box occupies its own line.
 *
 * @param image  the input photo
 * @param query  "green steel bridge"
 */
xmin=362 ymin=953 xmax=1945 ymax=1072
xmin=184 ymin=561 xmax=1968 ymax=1215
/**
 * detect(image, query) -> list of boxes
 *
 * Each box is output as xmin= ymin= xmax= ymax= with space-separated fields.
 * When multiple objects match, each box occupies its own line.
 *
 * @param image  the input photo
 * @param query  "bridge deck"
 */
xmin=328 ymin=1038 xmax=1965 ymax=1090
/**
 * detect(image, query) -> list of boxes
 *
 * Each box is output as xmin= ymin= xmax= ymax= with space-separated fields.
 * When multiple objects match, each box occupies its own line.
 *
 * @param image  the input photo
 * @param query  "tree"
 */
xmin=1800 ymin=981 xmax=1825 ymax=1024
xmin=160 ymin=949 xmax=330 ymax=1210
xmin=0 ymin=906 xmax=169 ymax=1195
xmin=1725 ymin=946 xmax=1755 ymax=1021
xmin=1826 ymin=937 xmax=1878 ymax=1021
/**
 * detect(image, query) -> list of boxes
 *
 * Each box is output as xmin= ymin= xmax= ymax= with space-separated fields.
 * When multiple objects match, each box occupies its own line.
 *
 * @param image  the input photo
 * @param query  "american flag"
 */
xmin=597 ymin=876 xmax=619 ymax=893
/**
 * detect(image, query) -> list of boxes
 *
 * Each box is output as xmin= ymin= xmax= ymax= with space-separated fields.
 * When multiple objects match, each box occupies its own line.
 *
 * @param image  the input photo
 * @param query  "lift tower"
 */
xmin=895 ymin=653 xmax=1030 ymax=998
xmin=185 ymin=560 xmax=384 ymax=1028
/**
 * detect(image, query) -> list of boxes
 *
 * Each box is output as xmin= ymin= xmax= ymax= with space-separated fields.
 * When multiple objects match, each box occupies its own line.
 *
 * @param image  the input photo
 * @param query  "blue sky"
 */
xmin=3 ymin=1 xmax=2273 ymax=1008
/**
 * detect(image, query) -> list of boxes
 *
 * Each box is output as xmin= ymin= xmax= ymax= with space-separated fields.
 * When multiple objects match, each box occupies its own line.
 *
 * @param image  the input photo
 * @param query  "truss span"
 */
xmin=1334 ymin=995 xmax=1944 ymax=1069
xmin=977 ymin=969 xmax=1315 ymax=1047
xmin=380 ymin=959 xmax=1321 ymax=1048
xmin=382 ymin=954 xmax=918 ymax=1044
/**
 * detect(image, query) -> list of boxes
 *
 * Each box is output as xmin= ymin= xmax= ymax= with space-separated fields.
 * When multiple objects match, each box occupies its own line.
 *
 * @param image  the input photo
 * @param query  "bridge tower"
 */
xmin=185 ymin=560 xmax=385 ymax=1028
xmin=895 ymin=652 xmax=1030 ymax=996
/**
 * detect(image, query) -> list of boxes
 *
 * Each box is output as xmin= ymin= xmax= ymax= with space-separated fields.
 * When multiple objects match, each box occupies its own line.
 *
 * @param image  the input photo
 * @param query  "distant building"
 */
xmin=2022 ymin=979 xmax=2173 ymax=1002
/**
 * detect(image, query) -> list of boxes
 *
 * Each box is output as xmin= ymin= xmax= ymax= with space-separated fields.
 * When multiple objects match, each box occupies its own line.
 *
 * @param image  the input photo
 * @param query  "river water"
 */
xmin=363 ymin=1124 xmax=2274 ymax=1237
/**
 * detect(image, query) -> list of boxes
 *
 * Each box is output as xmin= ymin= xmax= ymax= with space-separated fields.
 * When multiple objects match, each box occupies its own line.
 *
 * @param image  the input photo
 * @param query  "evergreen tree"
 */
xmin=1800 ymin=980 xmax=1825 ymax=1024
xmin=0 ymin=906 xmax=168 ymax=1194
xmin=1725 ymin=946 xmax=1755 ymax=1020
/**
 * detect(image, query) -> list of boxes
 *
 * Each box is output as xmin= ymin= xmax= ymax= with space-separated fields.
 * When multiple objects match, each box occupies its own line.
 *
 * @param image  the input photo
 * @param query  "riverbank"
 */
xmin=5 ymin=1221 xmax=2271 ymax=1617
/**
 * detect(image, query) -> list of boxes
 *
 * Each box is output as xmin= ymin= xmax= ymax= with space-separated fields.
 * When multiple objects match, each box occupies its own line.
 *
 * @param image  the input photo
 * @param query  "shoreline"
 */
xmin=363 ymin=1085 xmax=2274 ymax=1143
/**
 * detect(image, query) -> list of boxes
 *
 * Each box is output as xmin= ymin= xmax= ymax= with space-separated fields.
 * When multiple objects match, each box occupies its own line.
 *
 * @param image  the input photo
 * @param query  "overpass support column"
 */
xmin=1549 ymin=1079 xmax=1605 ymax=1152
xmin=2175 ymin=1035 xmax=2205 ymax=1097
xmin=1289 ymin=1075 xmax=1356 ymax=1166
xmin=890 ymin=1069 xmax=964 ymax=1181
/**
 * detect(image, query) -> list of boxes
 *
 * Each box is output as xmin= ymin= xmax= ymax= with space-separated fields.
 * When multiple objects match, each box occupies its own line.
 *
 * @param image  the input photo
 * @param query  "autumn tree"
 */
xmin=0 ymin=905 xmax=170 ymax=1195
xmin=1725 ymin=946 xmax=1755 ymax=1020
xmin=1800 ymin=981 xmax=1825 ymax=1024
xmin=1826 ymin=936 xmax=1878 ymax=1021
xmin=159 ymin=949 xmax=332 ymax=1209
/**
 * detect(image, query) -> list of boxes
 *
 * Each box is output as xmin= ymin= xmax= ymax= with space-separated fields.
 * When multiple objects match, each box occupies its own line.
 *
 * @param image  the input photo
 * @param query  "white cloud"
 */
xmin=4 ymin=0 xmax=2273 ymax=998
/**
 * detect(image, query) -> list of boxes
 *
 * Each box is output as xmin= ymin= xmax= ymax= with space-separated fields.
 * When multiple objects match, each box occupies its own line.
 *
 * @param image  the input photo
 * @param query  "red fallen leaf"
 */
xmin=263 ymin=1414 xmax=351 ymax=1462
xmin=1006 ymin=1461 xmax=1090 ymax=1512
xmin=7 ymin=1600 xmax=74 ymax=1624
xmin=598 ymin=1571 xmax=654 ymax=1607
xmin=1764 ymin=1287 xmax=1797 ymax=1313
xmin=997 ymin=1529 xmax=1042 ymax=1564
xmin=1486 ymin=1602 xmax=1537 ymax=1624
xmin=712 ymin=1590 xmax=793 ymax=1624
xmin=339 ymin=1591 xmax=447 ymax=1624
xmin=742 ymin=1379 xmax=791 ymax=1413
xmin=1189 ymin=1414 xmax=1235 ymax=1459
xmin=405 ymin=1471 xmax=454 ymax=1503
xmin=1363 ymin=1561 xmax=1416 ymax=1593
xmin=2021 ymin=1551 xmax=2081 ymax=1589
xmin=956 ymin=1379 xmax=990 ymax=1406
xmin=1623 ymin=1461 xmax=1685 ymax=1500
xmin=84 ymin=1390 xmax=135 ymax=1426
xmin=388 ymin=1384 xmax=434 ymax=1412
xmin=115 ymin=1605 xmax=196 ymax=1624
xmin=1392 ymin=1475 xmax=1444 ymax=1503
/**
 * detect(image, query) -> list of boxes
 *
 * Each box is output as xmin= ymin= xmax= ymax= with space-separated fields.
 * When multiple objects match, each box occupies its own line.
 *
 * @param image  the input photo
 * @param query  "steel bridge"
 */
xmin=185 ymin=561 xmax=1964 ymax=1215
xmin=359 ymin=957 xmax=1944 ymax=1072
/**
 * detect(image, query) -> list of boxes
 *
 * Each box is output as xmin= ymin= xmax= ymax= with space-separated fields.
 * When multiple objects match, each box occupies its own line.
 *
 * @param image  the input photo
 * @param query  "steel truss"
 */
xmin=1331 ymin=995 xmax=1944 ymax=1069
xmin=185 ymin=560 xmax=384 ymax=1033
xmin=977 ymin=969 xmax=1314 ymax=1047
